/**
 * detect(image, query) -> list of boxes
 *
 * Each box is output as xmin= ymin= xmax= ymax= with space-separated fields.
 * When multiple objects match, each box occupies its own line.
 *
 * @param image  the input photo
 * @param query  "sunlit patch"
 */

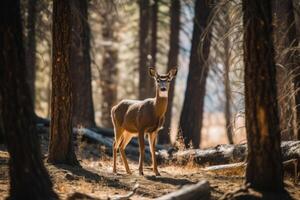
xmin=258 ymin=106 xmax=268 ymax=139
xmin=159 ymin=90 xmax=168 ymax=97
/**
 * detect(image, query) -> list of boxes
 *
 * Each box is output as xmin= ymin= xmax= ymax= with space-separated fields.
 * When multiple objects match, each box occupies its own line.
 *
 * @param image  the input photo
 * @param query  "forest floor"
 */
xmin=0 ymin=136 xmax=300 ymax=200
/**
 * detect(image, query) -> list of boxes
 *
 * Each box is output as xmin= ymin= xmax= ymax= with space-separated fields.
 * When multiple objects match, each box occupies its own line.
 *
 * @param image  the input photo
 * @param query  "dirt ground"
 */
xmin=0 ymin=140 xmax=299 ymax=200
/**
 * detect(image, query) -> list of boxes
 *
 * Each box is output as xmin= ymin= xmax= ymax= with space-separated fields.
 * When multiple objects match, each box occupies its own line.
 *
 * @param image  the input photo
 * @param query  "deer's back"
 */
xmin=111 ymin=99 xmax=141 ymax=131
xmin=111 ymin=99 xmax=160 ymax=133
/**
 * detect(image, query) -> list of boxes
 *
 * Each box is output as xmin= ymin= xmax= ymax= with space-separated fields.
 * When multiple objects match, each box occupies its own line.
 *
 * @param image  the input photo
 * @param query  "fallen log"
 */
xmin=53 ymin=125 xmax=300 ymax=169
xmin=157 ymin=141 xmax=300 ymax=166
xmin=90 ymin=126 xmax=114 ymax=138
xmin=203 ymin=159 xmax=299 ymax=183
xmin=90 ymin=127 xmax=165 ymax=151
xmin=70 ymin=124 xmax=164 ymax=150
xmin=155 ymin=180 xmax=210 ymax=200
xmin=74 ymin=128 xmax=114 ymax=148
xmin=74 ymin=128 xmax=152 ymax=162
xmin=157 ymin=143 xmax=247 ymax=166
xmin=74 ymin=128 xmax=165 ymax=153
xmin=125 ymin=137 xmax=166 ymax=151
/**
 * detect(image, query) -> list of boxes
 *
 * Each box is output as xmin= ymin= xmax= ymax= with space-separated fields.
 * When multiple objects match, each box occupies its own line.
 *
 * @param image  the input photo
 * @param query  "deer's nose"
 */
xmin=160 ymin=87 xmax=167 ymax=91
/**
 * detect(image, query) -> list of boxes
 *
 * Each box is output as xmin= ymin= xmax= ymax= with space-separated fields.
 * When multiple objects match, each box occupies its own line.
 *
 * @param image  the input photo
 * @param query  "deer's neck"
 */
xmin=154 ymin=91 xmax=168 ymax=117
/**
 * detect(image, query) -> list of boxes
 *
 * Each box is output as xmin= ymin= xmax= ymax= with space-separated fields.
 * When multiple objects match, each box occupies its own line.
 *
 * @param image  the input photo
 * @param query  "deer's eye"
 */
xmin=156 ymin=79 xmax=160 ymax=83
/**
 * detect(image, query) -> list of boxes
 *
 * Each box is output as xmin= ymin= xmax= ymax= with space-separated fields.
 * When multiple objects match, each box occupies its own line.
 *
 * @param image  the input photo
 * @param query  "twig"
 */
xmin=108 ymin=183 xmax=139 ymax=200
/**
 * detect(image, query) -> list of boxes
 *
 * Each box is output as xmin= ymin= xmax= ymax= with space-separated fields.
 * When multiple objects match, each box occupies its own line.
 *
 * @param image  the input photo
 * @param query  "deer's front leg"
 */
xmin=149 ymin=132 xmax=160 ymax=176
xmin=138 ymin=131 xmax=145 ymax=175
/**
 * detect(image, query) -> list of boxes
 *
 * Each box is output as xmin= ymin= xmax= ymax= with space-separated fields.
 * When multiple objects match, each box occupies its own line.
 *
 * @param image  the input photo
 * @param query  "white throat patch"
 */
xmin=159 ymin=90 xmax=168 ymax=98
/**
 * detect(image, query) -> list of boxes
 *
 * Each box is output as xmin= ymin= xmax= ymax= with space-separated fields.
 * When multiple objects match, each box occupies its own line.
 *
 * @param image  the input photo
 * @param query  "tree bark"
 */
xmin=0 ymin=127 xmax=3 ymax=144
xmin=179 ymin=0 xmax=212 ymax=149
xmin=139 ymin=0 xmax=151 ymax=99
xmin=159 ymin=0 xmax=180 ymax=144
xmin=25 ymin=0 xmax=37 ymax=104
xmin=48 ymin=0 xmax=79 ymax=166
xmin=293 ymin=0 xmax=300 ymax=40
xmin=99 ymin=1 xmax=118 ymax=128
xmin=0 ymin=0 xmax=57 ymax=198
xmin=70 ymin=0 xmax=96 ymax=129
xmin=243 ymin=0 xmax=284 ymax=192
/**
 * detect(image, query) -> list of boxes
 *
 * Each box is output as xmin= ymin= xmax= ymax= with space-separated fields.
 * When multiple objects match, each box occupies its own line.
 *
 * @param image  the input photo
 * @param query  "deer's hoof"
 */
xmin=139 ymin=171 xmax=144 ymax=176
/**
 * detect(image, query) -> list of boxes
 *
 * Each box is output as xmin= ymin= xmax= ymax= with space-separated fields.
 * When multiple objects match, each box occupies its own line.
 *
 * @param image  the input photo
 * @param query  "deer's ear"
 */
xmin=168 ymin=67 xmax=178 ymax=80
xmin=149 ymin=67 xmax=157 ymax=78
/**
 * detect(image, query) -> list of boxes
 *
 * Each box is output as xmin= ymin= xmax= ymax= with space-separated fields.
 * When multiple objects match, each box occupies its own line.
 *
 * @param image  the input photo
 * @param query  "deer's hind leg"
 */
xmin=119 ymin=131 xmax=133 ymax=174
xmin=112 ymin=123 xmax=124 ymax=174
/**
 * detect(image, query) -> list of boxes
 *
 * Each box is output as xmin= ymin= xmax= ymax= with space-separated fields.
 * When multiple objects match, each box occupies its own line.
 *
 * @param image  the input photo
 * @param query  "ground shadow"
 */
xmin=67 ymin=192 xmax=102 ymax=200
xmin=54 ymin=164 xmax=135 ymax=191
xmin=145 ymin=175 xmax=195 ymax=186
xmin=220 ymin=187 xmax=293 ymax=200
xmin=54 ymin=164 xmax=103 ymax=183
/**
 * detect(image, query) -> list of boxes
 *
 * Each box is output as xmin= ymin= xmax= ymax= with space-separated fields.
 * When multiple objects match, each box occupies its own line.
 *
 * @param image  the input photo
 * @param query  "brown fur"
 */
xmin=111 ymin=67 xmax=177 ymax=176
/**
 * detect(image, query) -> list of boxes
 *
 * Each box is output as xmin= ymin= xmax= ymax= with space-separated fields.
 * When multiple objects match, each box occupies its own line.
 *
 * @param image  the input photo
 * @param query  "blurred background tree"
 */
xmin=70 ymin=0 xmax=96 ymax=129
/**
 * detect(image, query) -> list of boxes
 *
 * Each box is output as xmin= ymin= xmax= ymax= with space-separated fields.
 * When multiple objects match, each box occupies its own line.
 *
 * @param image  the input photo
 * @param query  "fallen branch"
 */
xmin=74 ymin=128 xmax=114 ymax=148
xmin=75 ymin=125 xmax=165 ymax=151
xmin=155 ymin=180 xmax=210 ymax=200
xmin=203 ymin=162 xmax=246 ymax=176
xmin=90 ymin=126 xmax=114 ymax=138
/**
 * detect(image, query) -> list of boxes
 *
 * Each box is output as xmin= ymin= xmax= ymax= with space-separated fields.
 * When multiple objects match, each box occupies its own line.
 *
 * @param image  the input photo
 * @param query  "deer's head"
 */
xmin=149 ymin=67 xmax=178 ymax=98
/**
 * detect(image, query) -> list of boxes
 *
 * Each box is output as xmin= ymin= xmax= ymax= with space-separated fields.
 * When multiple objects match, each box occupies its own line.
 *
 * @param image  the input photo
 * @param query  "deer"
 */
xmin=111 ymin=67 xmax=177 ymax=176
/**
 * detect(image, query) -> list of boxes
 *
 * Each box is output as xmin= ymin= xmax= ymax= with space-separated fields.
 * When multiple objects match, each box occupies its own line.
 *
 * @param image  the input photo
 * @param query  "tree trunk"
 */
xmin=25 ymin=0 xmax=37 ymax=105
xmin=223 ymin=36 xmax=234 ymax=144
xmin=150 ymin=0 xmax=158 ymax=69
xmin=289 ymin=1 xmax=300 ymax=140
xmin=139 ymin=0 xmax=151 ymax=99
xmin=148 ymin=0 xmax=158 ymax=98
xmin=293 ymin=0 xmax=300 ymax=40
xmin=159 ymin=0 xmax=180 ymax=144
xmin=99 ymin=2 xmax=118 ymax=128
xmin=70 ymin=0 xmax=96 ymax=129
xmin=273 ymin=0 xmax=298 ymax=140
xmin=0 ymin=127 xmax=3 ymax=144
xmin=243 ymin=0 xmax=284 ymax=192
xmin=179 ymin=0 xmax=212 ymax=149
xmin=48 ymin=0 xmax=79 ymax=166
xmin=0 ymin=1 xmax=57 ymax=198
